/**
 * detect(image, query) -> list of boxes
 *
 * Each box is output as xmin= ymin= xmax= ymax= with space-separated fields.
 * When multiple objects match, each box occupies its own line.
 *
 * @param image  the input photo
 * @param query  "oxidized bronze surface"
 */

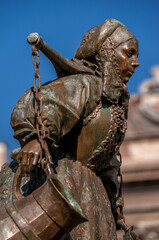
xmin=0 ymin=164 xmax=86 ymax=239
xmin=0 ymin=19 xmax=140 ymax=239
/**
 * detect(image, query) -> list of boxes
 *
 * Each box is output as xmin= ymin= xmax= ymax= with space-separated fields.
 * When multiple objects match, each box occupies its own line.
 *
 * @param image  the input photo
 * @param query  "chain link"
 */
xmin=31 ymin=47 xmax=53 ymax=167
xmin=117 ymin=151 xmax=125 ymax=221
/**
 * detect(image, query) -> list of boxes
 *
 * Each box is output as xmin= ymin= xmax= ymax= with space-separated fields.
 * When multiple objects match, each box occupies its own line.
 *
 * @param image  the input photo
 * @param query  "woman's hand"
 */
xmin=16 ymin=139 xmax=42 ymax=174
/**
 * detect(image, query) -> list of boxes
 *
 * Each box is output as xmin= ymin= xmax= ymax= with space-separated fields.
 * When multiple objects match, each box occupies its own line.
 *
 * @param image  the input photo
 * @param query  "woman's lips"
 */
xmin=128 ymin=71 xmax=134 ymax=76
xmin=122 ymin=70 xmax=135 ymax=83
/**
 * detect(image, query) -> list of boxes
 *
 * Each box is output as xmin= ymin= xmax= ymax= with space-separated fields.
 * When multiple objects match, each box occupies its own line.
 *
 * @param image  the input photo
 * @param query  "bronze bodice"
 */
xmin=76 ymin=101 xmax=127 ymax=173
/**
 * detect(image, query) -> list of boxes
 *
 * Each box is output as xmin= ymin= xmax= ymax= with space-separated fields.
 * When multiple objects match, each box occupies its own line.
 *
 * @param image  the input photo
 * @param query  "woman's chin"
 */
xmin=123 ymin=73 xmax=133 ymax=83
xmin=123 ymin=77 xmax=129 ymax=84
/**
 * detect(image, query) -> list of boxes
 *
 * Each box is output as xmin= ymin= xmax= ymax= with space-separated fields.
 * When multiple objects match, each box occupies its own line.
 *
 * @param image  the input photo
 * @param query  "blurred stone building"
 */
xmin=120 ymin=66 xmax=159 ymax=240
xmin=0 ymin=142 xmax=7 ymax=171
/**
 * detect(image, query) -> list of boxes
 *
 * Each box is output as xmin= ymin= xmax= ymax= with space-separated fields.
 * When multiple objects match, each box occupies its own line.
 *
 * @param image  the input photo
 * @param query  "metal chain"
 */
xmin=31 ymin=46 xmax=53 ymax=167
xmin=116 ymin=152 xmax=140 ymax=239
xmin=117 ymin=151 xmax=124 ymax=220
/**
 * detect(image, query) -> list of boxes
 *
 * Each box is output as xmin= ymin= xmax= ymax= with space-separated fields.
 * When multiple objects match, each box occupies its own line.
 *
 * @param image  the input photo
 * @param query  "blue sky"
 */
xmin=1 ymin=0 xmax=159 ymax=157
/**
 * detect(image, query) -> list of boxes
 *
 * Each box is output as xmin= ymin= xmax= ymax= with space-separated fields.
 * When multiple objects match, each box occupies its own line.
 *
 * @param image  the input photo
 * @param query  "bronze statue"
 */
xmin=0 ymin=19 xmax=140 ymax=239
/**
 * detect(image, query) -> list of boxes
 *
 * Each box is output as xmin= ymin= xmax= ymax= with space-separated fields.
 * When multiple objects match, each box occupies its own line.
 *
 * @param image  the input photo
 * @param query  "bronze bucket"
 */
xmin=0 ymin=163 xmax=87 ymax=240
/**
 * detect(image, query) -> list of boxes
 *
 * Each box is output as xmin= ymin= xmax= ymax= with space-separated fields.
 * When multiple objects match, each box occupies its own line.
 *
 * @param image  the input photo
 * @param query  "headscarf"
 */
xmin=74 ymin=19 xmax=136 ymax=104
xmin=49 ymin=19 xmax=135 ymax=104
xmin=75 ymin=19 xmax=134 ymax=60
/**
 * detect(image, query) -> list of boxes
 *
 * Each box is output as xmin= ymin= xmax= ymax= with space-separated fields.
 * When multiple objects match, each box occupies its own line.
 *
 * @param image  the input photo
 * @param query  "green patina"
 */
xmin=98 ymin=145 xmax=103 ymax=151
xmin=11 ymin=209 xmax=17 ymax=217
xmin=97 ymin=131 xmax=102 ymax=142
xmin=123 ymin=231 xmax=133 ymax=240
xmin=66 ymin=110 xmax=72 ymax=119
xmin=63 ymin=159 xmax=72 ymax=175
xmin=62 ymin=187 xmax=85 ymax=217
xmin=102 ymin=107 xmax=110 ymax=114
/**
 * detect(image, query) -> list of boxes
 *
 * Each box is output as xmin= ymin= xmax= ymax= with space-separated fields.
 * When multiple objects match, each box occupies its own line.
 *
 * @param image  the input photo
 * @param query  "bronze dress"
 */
xmin=0 ymin=73 xmax=128 ymax=240
xmin=0 ymin=17 xmax=138 ymax=239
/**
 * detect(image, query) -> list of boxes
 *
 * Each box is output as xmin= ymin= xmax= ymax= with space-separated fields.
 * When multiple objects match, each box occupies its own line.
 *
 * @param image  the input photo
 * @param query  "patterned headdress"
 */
xmin=75 ymin=19 xmax=134 ymax=60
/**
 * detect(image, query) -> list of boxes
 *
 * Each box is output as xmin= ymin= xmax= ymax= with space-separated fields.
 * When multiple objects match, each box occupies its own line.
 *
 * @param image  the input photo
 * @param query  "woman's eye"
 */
xmin=126 ymin=50 xmax=134 ymax=58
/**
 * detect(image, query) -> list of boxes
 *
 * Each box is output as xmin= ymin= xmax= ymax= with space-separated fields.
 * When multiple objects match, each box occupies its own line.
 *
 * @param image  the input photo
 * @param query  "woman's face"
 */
xmin=114 ymin=38 xmax=139 ymax=83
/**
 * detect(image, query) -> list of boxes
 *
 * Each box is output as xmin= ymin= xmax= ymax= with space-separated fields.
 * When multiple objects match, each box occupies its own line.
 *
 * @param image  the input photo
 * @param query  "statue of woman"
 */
xmin=0 ymin=19 xmax=139 ymax=240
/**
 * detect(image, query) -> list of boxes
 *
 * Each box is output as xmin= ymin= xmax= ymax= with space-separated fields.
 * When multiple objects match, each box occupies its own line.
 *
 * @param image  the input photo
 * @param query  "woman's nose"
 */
xmin=131 ymin=57 xmax=140 ymax=68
